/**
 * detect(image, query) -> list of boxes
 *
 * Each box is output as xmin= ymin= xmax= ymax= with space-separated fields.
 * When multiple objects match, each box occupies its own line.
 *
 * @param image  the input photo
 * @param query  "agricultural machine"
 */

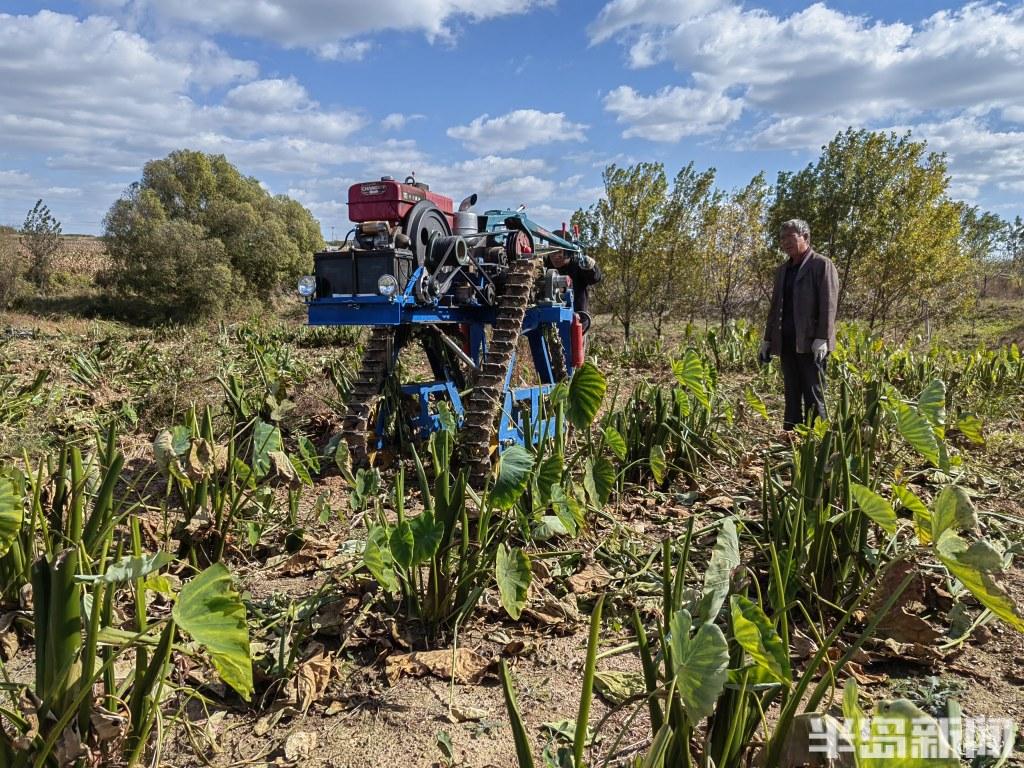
xmin=300 ymin=176 xmax=589 ymax=486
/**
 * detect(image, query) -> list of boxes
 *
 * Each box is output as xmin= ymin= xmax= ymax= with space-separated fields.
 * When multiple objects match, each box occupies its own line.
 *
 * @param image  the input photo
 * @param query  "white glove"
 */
xmin=811 ymin=338 xmax=828 ymax=362
xmin=758 ymin=340 xmax=770 ymax=364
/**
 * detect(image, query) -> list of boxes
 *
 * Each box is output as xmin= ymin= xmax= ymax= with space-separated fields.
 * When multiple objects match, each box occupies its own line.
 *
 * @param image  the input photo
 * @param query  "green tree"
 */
xmin=102 ymin=150 xmax=323 ymax=320
xmin=653 ymin=163 xmax=720 ymax=334
xmin=574 ymin=162 xmax=668 ymax=339
xmin=21 ymin=199 xmax=62 ymax=291
xmin=771 ymin=129 xmax=972 ymax=333
xmin=704 ymin=172 xmax=770 ymax=329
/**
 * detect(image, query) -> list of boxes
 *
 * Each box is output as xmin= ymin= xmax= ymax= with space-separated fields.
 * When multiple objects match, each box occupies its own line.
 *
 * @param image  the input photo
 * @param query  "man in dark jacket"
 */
xmin=548 ymin=248 xmax=602 ymax=316
xmin=759 ymin=219 xmax=839 ymax=430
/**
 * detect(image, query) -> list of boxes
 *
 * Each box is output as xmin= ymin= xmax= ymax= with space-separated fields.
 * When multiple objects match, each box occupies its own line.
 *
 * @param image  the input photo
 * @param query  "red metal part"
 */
xmin=348 ymin=179 xmax=454 ymax=224
xmin=570 ymin=313 xmax=585 ymax=368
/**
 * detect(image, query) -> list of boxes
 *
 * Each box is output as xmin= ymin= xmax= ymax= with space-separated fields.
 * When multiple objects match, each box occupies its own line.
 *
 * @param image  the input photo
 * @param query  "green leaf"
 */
xmin=567 ymin=362 xmax=607 ymax=430
xmin=536 ymin=452 xmax=564 ymax=506
xmin=496 ymin=544 xmax=531 ymax=620
xmin=173 ymin=563 xmax=253 ymax=701
xmin=389 ymin=520 xmax=414 ymax=570
xmin=743 ymin=387 xmax=770 ymax=420
xmin=532 ymin=515 xmax=570 ymax=541
xmin=893 ymin=484 xmax=932 ymax=544
xmin=78 ymin=552 xmax=174 ymax=584
xmin=931 ymin=485 xmax=977 ymax=541
xmin=550 ymin=484 xmax=583 ymax=535
xmin=936 ymin=529 xmax=1024 ymax=633
xmin=668 ymin=610 xmax=729 ymax=722
xmin=917 ymin=379 xmax=946 ymax=438
xmin=584 ymin=456 xmax=615 ymax=507
xmin=697 ymin=519 xmax=739 ymax=624
xmin=844 ymin=679 xmax=959 ymax=768
xmin=0 ymin=477 xmax=22 ymax=559
xmin=252 ymin=420 xmax=283 ymax=478
xmin=409 ymin=510 xmax=444 ymax=566
xmin=729 ymin=595 xmax=790 ymax=686
xmin=956 ymin=413 xmax=984 ymax=444
xmin=490 ymin=446 xmax=534 ymax=510
xmin=671 ymin=351 xmax=710 ymax=410
xmin=603 ymin=426 xmax=627 ymax=461
xmin=850 ymin=483 xmax=898 ymax=536
xmin=364 ymin=525 xmax=398 ymax=593
xmin=894 ymin=402 xmax=940 ymax=467
xmin=649 ymin=445 xmax=667 ymax=486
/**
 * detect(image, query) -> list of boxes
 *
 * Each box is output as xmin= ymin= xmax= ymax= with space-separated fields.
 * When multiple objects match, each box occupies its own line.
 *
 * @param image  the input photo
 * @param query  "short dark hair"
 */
xmin=779 ymin=218 xmax=810 ymax=240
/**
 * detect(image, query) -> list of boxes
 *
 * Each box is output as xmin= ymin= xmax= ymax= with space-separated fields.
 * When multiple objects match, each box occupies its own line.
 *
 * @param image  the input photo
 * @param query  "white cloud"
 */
xmin=381 ymin=113 xmax=425 ymax=132
xmin=591 ymin=1 xmax=1024 ymax=202
xmin=225 ymin=78 xmax=310 ymax=111
xmin=317 ymin=40 xmax=373 ymax=61
xmin=603 ymin=85 xmax=743 ymax=141
xmin=0 ymin=11 xmax=366 ymax=176
xmin=117 ymin=0 xmax=554 ymax=48
xmin=447 ymin=109 xmax=588 ymax=153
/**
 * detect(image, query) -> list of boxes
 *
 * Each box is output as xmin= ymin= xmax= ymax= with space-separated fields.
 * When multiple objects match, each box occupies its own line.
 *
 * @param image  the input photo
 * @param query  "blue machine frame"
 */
xmin=306 ymin=210 xmax=579 ymax=455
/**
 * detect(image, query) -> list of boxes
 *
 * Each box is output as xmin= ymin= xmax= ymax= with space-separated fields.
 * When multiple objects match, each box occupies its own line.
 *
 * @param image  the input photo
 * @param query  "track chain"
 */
xmin=341 ymin=326 xmax=394 ymax=469
xmin=546 ymin=324 xmax=569 ymax=384
xmin=460 ymin=250 xmax=543 ymax=488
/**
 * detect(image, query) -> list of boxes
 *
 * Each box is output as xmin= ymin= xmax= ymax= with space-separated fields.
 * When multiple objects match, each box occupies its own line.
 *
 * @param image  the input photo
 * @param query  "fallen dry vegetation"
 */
xmin=2 ymin=302 xmax=1024 ymax=768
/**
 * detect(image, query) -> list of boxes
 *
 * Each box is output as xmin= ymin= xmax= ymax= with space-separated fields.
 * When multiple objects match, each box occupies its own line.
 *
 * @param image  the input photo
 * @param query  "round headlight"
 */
xmin=377 ymin=274 xmax=399 ymax=297
xmin=297 ymin=275 xmax=316 ymax=297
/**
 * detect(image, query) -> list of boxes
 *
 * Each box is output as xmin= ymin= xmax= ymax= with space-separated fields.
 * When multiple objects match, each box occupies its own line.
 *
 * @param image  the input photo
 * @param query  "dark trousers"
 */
xmin=779 ymin=348 xmax=827 ymax=430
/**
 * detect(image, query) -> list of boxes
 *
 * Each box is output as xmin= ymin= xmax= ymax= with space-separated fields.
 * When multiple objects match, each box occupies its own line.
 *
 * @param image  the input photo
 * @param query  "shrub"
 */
xmin=21 ymin=199 xmax=62 ymax=291
xmin=101 ymin=150 xmax=323 ymax=322
xmin=0 ymin=236 xmax=23 ymax=308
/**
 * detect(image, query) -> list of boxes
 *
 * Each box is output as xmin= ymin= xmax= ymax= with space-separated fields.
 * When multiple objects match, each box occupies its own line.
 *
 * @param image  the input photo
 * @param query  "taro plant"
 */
xmin=501 ymin=518 xmax=918 ymax=768
xmin=0 ymin=553 xmax=253 ymax=767
xmin=602 ymin=349 xmax=719 ymax=489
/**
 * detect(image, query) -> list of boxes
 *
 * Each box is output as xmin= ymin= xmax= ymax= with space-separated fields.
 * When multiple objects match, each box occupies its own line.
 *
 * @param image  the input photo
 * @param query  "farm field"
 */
xmin=3 ymin=251 xmax=1024 ymax=767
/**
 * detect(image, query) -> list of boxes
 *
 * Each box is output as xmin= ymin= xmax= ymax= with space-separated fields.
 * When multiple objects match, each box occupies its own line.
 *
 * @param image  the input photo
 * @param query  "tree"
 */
xmin=651 ymin=163 xmax=720 ymax=334
xmin=102 ymin=150 xmax=324 ymax=320
xmin=21 ymin=199 xmax=62 ymax=291
xmin=771 ymin=129 xmax=973 ymax=333
xmin=703 ymin=173 xmax=771 ymax=329
xmin=574 ymin=162 xmax=668 ymax=339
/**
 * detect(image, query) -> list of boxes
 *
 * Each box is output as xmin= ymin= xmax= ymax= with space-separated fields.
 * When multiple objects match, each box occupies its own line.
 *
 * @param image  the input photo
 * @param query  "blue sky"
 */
xmin=1 ymin=0 xmax=1023 ymax=236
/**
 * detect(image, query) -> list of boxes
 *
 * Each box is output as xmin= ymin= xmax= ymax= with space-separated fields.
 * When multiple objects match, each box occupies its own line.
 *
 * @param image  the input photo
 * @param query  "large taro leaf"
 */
xmin=567 ymin=362 xmax=607 ymax=430
xmin=252 ymin=420 xmax=283 ymax=478
xmin=496 ymin=544 xmax=531 ymax=620
xmin=729 ymin=595 xmax=790 ymax=686
xmin=893 ymin=484 xmax=932 ymax=544
xmin=668 ymin=610 xmax=729 ymax=722
xmin=843 ymin=680 xmax=959 ymax=767
xmin=917 ymin=379 xmax=947 ymax=439
xmin=490 ymin=446 xmax=534 ymax=510
xmin=671 ymin=351 xmax=710 ymax=410
xmin=173 ymin=563 xmax=253 ymax=701
xmin=409 ymin=510 xmax=444 ymax=566
xmin=894 ymin=402 xmax=941 ymax=467
xmin=584 ymin=456 xmax=615 ymax=508
xmin=364 ymin=525 xmax=398 ymax=593
xmin=0 ymin=477 xmax=22 ymax=558
xmin=931 ymin=485 xmax=977 ymax=541
xmin=955 ymin=414 xmax=984 ymax=445
xmin=936 ymin=529 xmax=1024 ymax=633
xmin=850 ymin=483 xmax=898 ymax=536
xmin=603 ymin=426 xmax=626 ymax=462
xmin=536 ymin=452 xmax=564 ymax=507
xmin=697 ymin=519 xmax=739 ymax=624
xmin=389 ymin=520 xmax=415 ymax=570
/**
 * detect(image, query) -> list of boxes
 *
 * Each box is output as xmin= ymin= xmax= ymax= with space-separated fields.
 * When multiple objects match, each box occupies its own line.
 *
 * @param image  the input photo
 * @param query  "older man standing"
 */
xmin=759 ymin=219 xmax=839 ymax=430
